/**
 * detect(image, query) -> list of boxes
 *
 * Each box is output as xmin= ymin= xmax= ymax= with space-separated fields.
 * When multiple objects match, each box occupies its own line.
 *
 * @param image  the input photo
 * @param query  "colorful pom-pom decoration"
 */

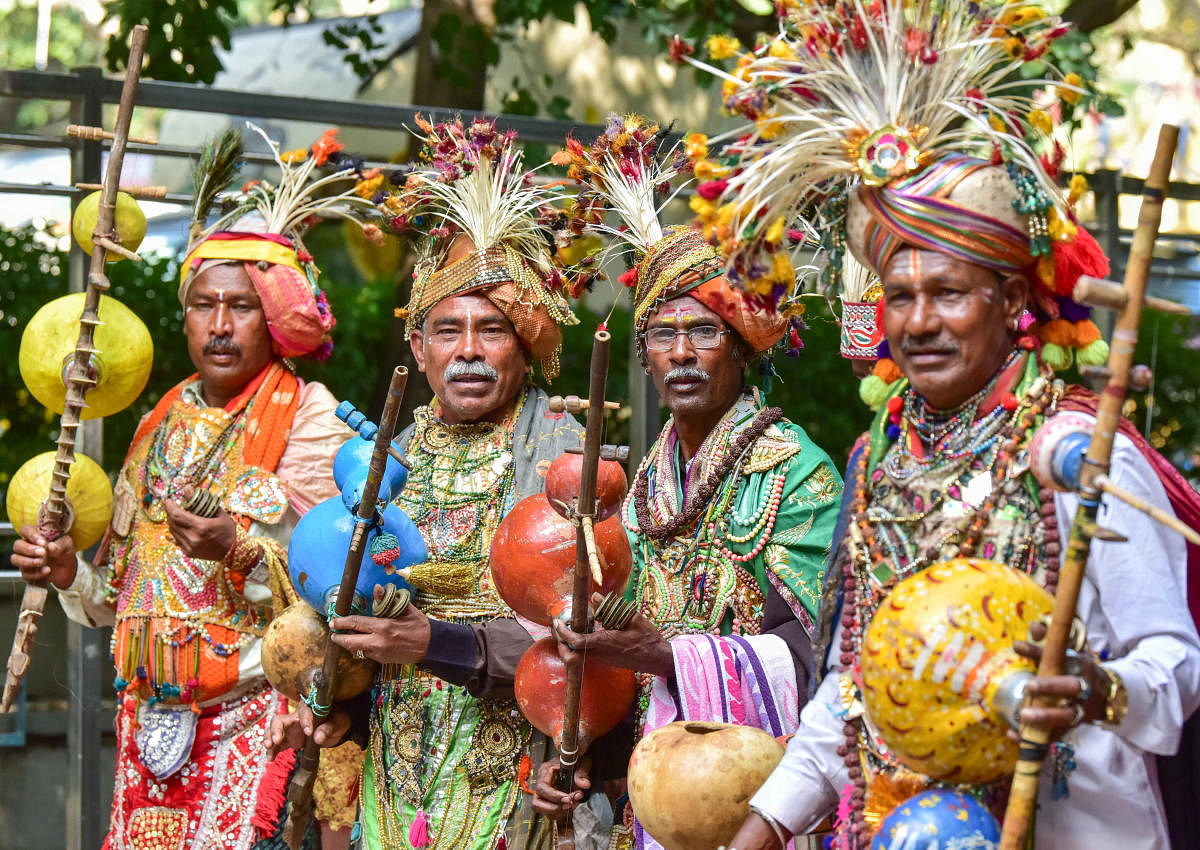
xmin=859 ymin=375 xmax=892 ymax=411
xmin=1040 ymin=342 xmax=1073 ymax=372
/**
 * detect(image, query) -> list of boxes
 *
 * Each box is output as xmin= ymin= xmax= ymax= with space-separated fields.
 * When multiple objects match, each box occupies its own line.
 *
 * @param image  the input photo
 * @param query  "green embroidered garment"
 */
xmin=361 ymin=386 xmax=581 ymax=850
xmin=622 ymin=393 xmax=843 ymax=639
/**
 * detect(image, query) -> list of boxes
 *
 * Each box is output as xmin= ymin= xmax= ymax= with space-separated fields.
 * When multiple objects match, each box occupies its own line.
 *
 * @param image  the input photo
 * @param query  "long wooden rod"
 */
xmin=282 ymin=366 xmax=408 ymax=848
xmin=1 ymin=25 xmax=149 ymax=715
xmin=998 ymin=124 xmax=1179 ymax=849
xmin=557 ymin=330 xmax=611 ymax=795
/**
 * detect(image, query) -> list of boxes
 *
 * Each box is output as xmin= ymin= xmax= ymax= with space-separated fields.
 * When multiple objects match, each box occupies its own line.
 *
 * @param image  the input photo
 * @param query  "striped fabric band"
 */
xmin=859 ymin=154 xmax=1032 ymax=275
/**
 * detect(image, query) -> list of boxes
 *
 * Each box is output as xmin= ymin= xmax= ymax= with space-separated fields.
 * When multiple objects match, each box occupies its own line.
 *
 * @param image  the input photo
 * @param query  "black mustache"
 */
xmin=204 ymin=336 xmax=241 ymax=356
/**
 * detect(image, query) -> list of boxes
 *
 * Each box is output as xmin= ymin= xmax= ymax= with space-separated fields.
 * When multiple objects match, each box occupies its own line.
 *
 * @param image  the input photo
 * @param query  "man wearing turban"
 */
xmin=12 ymin=195 xmax=353 ymax=848
xmin=268 ymin=117 xmax=584 ymax=850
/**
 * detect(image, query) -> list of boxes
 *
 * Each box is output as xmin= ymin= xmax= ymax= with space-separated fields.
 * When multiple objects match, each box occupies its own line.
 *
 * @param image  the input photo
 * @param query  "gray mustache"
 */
xmin=900 ymin=337 xmax=958 ymax=355
xmin=444 ymin=360 xmax=499 ymax=382
xmin=664 ymin=367 xmax=710 ymax=383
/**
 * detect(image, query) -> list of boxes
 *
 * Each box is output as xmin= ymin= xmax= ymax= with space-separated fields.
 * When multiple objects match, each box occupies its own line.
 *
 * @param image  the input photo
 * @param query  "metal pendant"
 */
xmin=135 ymin=702 xmax=199 ymax=780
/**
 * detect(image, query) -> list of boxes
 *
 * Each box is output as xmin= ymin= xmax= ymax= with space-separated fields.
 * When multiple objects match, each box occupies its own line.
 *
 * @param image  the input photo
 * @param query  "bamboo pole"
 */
xmin=557 ymin=330 xmax=612 ymax=797
xmin=2 ymin=26 xmax=149 ymax=714
xmin=997 ymin=124 xmax=1179 ymax=849
xmin=282 ymin=367 xmax=408 ymax=848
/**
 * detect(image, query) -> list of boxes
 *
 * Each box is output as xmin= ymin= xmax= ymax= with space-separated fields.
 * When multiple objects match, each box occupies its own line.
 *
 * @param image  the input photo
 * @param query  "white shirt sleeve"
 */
xmin=748 ymin=624 xmax=849 ymax=835
xmin=56 ymin=555 xmax=116 ymax=627
xmin=1059 ymin=433 xmax=1200 ymax=756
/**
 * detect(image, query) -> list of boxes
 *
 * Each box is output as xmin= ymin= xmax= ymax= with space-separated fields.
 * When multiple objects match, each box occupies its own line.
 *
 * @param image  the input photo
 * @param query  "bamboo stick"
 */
xmin=997 ymin=124 xmax=1180 ymax=849
xmin=2 ymin=25 xmax=149 ymax=714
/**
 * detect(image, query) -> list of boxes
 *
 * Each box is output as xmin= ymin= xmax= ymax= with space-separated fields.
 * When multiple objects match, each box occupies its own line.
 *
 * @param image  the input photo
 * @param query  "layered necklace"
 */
xmin=833 ymin=356 xmax=1067 ymax=847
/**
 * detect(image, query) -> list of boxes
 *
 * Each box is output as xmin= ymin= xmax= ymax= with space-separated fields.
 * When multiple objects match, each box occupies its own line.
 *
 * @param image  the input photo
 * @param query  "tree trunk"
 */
xmin=1063 ymin=0 xmax=1142 ymax=32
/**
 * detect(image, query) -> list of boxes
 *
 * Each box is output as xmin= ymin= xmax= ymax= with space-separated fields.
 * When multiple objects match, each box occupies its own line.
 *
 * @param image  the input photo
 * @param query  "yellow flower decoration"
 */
xmin=1002 ymin=6 xmax=1045 ymax=26
xmin=707 ymin=34 xmax=742 ymax=61
xmin=768 ymin=39 xmax=797 ymax=60
xmin=1002 ymin=37 xmax=1023 ymax=58
xmin=689 ymin=194 xmax=718 ymax=219
xmin=989 ymin=114 xmax=1008 ymax=134
xmin=757 ymin=117 xmax=784 ymax=141
xmin=685 ymin=132 xmax=709 ymax=162
xmin=764 ymin=217 xmax=785 ymax=246
xmin=355 ymin=172 xmax=385 ymax=199
xmin=1067 ymin=174 xmax=1089 ymax=205
xmin=1028 ymin=109 xmax=1053 ymax=135
xmin=281 ymin=148 xmax=309 ymax=165
xmin=1058 ymin=72 xmax=1084 ymax=105
xmin=693 ymin=160 xmax=729 ymax=181
xmin=1046 ymin=206 xmax=1077 ymax=241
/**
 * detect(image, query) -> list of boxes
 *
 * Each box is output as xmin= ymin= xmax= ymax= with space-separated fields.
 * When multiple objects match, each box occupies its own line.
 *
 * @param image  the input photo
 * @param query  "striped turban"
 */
xmin=847 ymin=154 xmax=1034 ymax=279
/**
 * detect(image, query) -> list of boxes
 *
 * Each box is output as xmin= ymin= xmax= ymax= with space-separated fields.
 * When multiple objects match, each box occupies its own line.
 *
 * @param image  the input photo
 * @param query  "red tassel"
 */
xmin=409 ymin=809 xmax=431 ymax=847
xmin=1051 ymin=227 xmax=1109 ymax=298
xmin=618 ymin=267 xmax=638 ymax=288
xmin=252 ymin=748 xmax=297 ymax=839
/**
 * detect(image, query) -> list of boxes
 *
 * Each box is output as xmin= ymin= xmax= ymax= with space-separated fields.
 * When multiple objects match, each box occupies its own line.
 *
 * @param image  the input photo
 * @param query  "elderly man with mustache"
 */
xmin=530 ymin=225 xmax=843 ymax=848
xmin=269 ymin=119 xmax=586 ymax=850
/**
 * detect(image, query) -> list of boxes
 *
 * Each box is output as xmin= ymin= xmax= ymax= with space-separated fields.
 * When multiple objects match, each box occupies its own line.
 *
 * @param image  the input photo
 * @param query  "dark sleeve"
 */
xmin=761 ymin=582 xmax=813 ymax=709
xmin=342 ymin=688 xmax=373 ymax=749
xmin=418 ymin=617 xmax=535 ymax=699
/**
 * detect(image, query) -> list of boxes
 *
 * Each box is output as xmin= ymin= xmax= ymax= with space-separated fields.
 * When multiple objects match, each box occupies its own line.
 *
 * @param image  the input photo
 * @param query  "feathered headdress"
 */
xmin=686 ymin=0 xmax=1109 ymax=371
xmin=181 ymin=122 xmax=378 ymax=361
xmin=555 ymin=114 xmax=791 ymax=356
xmin=374 ymin=115 xmax=578 ymax=379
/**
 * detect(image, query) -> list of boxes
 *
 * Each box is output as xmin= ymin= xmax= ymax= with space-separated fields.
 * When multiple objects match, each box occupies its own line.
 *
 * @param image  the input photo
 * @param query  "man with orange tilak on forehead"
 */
xmin=526 ymin=115 xmax=843 ymax=850
xmin=675 ymin=3 xmax=1200 ymax=849
xmin=11 ymin=126 xmax=375 ymax=850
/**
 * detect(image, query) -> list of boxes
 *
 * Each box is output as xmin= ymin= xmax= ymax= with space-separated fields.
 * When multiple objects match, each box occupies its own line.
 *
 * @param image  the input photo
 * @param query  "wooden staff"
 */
xmin=557 ymin=330 xmax=612 ymax=801
xmin=1 ymin=25 xmax=149 ymax=714
xmin=282 ymin=366 xmax=408 ymax=848
xmin=998 ymin=123 xmax=1180 ymax=849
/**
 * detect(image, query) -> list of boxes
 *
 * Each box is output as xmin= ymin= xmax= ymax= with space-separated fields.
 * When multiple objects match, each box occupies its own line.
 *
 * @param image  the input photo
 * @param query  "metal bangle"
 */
xmin=749 ymin=805 xmax=789 ymax=849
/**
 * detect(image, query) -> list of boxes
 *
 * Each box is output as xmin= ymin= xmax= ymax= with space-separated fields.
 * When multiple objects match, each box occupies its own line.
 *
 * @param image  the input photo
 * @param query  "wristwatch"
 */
xmin=1098 ymin=665 xmax=1128 ymax=727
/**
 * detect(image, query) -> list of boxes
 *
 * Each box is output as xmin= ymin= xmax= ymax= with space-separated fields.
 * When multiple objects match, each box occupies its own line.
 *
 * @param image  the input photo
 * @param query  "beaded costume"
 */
xmin=59 ymin=365 xmax=346 ymax=850
xmin=691 ymin=2 xmax=1200 ymax=847
xmin=362 ymin=387 xmax=581 ymax=850
xmin=52 ymin=124 xmax=373 ymax=850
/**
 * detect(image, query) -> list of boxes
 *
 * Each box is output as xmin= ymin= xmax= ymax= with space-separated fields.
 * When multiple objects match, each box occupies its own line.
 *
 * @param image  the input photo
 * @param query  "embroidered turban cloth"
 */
xmin=403 ymin=238 xmax=571 ymax=379
xmin=633 ymin=226 xmax=788 ymax=356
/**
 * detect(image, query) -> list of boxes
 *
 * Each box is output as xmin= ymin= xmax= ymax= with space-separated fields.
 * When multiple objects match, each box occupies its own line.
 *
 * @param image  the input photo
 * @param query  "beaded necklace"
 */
xmin=833 ymin=361 xmax=1066 ymax=847
xmin=394 ymin=391 xmax=525 ymax=620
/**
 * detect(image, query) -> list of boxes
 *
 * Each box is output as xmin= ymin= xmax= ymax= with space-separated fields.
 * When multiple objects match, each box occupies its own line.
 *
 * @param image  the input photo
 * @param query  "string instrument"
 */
xmin=997 ymin=123 xmax=1183 ymax=849
xmin=2 ymin=25 xmax=157 ymax=713
xmin=281 ymin=366 xmax=409 ymax=847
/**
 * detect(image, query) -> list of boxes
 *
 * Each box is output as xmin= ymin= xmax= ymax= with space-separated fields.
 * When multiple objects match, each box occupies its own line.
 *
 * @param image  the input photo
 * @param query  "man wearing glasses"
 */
xmin=531 ymin=226 xmax=842 ymax=847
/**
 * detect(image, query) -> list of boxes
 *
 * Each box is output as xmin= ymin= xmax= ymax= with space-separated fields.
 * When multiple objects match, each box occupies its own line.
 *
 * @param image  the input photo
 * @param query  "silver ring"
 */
xmin=1076 ymin=675 xmax=1092 ymax=704
xmin=355 ymin=649 xmax=365 ymax=660
xmin=1072 ymin=701 xmax=1085 ymax=727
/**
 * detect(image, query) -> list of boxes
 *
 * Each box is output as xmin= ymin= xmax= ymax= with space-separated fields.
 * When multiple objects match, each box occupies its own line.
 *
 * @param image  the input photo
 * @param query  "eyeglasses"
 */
xmin=643 ymin=324 xmax=729 ymax=351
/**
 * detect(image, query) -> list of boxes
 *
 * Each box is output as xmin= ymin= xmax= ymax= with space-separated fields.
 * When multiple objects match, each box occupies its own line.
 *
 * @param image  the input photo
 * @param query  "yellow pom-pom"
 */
xmin=1058 ymin=72 xmax=1084 ymax=106
xmin=859 ymin=375 xmax=891 ymax=411
xmin=1029 ymin=109 xmax=1053 ymax=135
xmin=1068 ymin=174 xmax=1089 ymax=205
xmin=1077 ymin=338 xmax=1109 ymax=366
xmin=1041 ymin=342 xmax=1073 ymax=371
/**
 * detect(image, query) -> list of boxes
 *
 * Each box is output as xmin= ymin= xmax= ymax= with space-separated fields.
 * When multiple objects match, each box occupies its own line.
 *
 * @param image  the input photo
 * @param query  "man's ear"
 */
xmin=1001 ymin=273 xmax=1031 ymax=328
xmin=409 ymin=329 xmax=427 ymax=373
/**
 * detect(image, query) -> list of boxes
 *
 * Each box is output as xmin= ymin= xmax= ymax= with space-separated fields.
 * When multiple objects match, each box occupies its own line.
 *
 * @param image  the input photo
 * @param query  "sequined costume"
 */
xmin=57 ymin=363 xmax=347 ymax=850
xmin=361 ymin=386 xmax=581 ymax=850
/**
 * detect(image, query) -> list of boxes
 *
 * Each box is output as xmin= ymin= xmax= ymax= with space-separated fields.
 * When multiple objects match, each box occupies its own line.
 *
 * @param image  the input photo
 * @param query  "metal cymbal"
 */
xmin=19 ymin=292 xmax=153 ymax=420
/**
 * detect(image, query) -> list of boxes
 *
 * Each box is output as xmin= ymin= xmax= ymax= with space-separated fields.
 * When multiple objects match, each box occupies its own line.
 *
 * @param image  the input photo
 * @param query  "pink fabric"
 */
xmin=244 ymin=262 xmax=335 ymax=360
xmin=273 ymin=380 xmax=345 ymax=515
